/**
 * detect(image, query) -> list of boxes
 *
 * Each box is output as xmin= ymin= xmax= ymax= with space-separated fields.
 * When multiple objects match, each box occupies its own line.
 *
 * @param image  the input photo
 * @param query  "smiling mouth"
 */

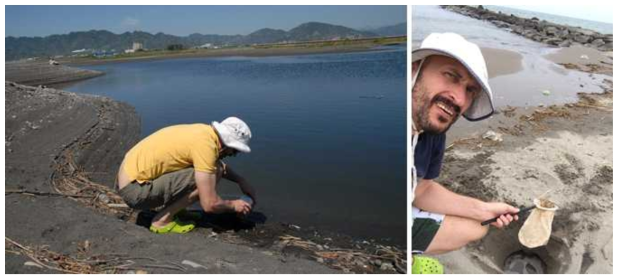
xmin=435 ymin=100 xmax=455 ymax=117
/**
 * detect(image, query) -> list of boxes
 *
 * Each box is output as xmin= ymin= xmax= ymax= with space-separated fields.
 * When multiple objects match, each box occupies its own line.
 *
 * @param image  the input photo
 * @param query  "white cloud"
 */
xmin=122 ymin=17 xmax=140 ymax=27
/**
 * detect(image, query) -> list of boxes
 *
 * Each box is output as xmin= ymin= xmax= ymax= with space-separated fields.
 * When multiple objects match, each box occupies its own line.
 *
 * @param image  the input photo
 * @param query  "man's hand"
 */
xmin=232 ymin=199 xmax=252 ymax=216
xmin=481 ymin=202 xmax=520 ymax=229
xmin=239 ymin=183 xmax=257 ymax=207
xmin=222 ymin=165 xmax=257 ymax=206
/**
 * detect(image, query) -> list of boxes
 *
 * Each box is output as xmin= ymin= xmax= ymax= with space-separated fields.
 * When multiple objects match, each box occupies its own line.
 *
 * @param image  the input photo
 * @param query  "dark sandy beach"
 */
xmin=5 ymin=62 xmax=405 ymax=273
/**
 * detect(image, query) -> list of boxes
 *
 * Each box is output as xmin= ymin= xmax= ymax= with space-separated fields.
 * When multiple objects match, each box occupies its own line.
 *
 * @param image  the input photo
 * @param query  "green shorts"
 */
xmin=118 ymin=168 xmax=197 ymax=211
xmin=412 ymin=207 xmax=445 ymax=253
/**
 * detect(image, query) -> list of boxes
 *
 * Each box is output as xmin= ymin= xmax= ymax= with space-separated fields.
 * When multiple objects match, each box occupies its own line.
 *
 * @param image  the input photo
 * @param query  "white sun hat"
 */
xmin=212 ymin=117 xmax=252 ymax=153
xmin=412 ymin=32 xmax=494 ymax=121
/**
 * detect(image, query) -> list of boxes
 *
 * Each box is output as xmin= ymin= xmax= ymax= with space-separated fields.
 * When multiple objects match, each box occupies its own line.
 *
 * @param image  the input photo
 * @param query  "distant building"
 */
xmin=125 ymin=42 xmax=144 ymax=54
xmin=132 ymin=42 xmax=144 ymax=51
xmin=196 ymin=43 xmax=221 ymax=49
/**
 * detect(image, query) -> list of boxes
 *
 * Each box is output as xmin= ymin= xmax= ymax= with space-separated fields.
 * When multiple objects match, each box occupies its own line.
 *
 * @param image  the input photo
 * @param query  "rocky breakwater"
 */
xmin=442 ymin=5 xmax=613 ymax=52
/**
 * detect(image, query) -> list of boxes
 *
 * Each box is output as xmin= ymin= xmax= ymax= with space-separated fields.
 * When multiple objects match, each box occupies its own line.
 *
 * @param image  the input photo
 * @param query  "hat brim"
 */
xmin=212 ymin=122 xmax=251 ymax=153
xmin=412 ymin=48 xmax=494 ymax=122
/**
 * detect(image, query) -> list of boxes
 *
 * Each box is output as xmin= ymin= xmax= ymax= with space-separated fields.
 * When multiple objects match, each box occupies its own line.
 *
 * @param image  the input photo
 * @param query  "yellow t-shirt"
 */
xmin=122 ymin=124 xmax=221 ymax=183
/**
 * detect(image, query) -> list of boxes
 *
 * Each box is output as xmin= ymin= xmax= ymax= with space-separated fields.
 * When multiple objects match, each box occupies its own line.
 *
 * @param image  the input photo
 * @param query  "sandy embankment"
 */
xmin=5 ymin=64 xmax=405 ymax=274
xmin=5 ymin=61 xmax=104 ymax=88
xmin=430 ymin=44 xmax=613 ymax=273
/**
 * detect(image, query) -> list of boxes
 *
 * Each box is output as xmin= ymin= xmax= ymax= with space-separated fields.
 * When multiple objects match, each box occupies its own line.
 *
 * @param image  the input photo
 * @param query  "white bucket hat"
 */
xmin=212 ymin=117 xmax=252 ymax=153
xmin=412 ymin=32 xmax=494 ymax=121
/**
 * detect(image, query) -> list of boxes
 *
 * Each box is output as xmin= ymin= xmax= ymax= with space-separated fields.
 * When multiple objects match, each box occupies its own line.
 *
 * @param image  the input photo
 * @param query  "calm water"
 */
xmin=66 ymin=48 xmax=407 ymax=244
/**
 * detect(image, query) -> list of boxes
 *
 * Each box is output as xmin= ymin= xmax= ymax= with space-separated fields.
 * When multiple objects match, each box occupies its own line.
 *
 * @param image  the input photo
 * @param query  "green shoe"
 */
xmin=149 ymin=218 xmax=195 ymax=234
xmin=413 ymin=255 xmax=444 ymax=274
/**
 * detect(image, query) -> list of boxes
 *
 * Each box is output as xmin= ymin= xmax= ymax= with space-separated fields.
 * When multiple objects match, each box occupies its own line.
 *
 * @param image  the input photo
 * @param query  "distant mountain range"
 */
xmin=364 ymin=22 xmax=407 ymax=37
xmin=5 ymin=21 xmax=405 ymax=61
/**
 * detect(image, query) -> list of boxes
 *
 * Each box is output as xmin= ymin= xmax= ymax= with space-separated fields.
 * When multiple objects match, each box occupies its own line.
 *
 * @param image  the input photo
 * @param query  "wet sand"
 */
xmin=481 ymin=47 xmax=523 ymax=78
xmin=447 ymin=43 xmax=612 ymax=142
xmin=544 ymin=45 xmax=613 ymax=76
xmin=545 ymin=45 xmax=613 ymax=66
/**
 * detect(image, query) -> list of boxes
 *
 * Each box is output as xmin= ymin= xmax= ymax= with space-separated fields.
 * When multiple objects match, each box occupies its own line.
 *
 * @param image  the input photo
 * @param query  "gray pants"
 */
xmin=118 ymin=168 xmax=197 ymax=211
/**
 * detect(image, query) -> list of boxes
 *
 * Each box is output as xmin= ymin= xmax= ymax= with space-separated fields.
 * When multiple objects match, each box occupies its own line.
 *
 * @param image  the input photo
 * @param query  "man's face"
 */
xmin=219 ymin=147 xmax=239 ymax=159
xmin=412 ymin=55 xmax=480 ymax=134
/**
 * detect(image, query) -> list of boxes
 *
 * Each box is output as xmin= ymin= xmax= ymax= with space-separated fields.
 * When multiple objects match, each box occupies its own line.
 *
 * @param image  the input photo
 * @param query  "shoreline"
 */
xmin=4 ymin=64 xmax=405 ymax=274
xmin=59 ymin=37 xmax=406 ymax=66
xmin=5 ymin=61 xmax=104 ymax=88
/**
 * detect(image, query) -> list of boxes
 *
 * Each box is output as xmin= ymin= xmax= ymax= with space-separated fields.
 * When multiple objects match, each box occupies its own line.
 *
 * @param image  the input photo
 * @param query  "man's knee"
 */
xmin=468 ymin=221 xmax=489 ymax=243
xmin=424 ymin=216 xmax=488 ymax=254
xmin=450 ymin=216 xmax=489 ymax=244
xmin=447 ymin=215 xmax=488 ymax=239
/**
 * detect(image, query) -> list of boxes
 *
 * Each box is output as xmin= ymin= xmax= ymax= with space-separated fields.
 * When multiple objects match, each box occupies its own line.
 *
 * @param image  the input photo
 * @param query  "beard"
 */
xmin=413 ymin=83 xmax=460 ymax=135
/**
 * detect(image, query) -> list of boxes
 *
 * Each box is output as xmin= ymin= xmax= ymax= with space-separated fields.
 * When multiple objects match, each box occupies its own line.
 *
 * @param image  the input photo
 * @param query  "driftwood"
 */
xmin=278 ymin=234 xmax=406 ymax=273
xmin=5 ymin=237 xmax=186 ymax=273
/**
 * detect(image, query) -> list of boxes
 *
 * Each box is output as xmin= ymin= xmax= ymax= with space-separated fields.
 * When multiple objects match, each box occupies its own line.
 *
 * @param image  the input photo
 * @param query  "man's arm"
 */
xmin=222 ymin=165 xmax=257 ymax=206
xmin=414 ymin=179 xmax=519 ymax=228
xmin=195 ymin=170 xmax=251 ymax=215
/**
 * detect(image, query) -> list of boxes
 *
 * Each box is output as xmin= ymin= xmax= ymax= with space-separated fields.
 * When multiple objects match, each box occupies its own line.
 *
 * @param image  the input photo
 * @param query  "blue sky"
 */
xmin=5 ymin=5 xmax=406 ymax=38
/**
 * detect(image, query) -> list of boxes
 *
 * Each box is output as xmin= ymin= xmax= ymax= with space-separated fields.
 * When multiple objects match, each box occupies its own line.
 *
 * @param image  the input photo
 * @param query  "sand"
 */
xmin=545 ymin=45 xmax=613 ymax=66
xmin=431 ymin=60 xmax=613 ymax=273
xmin=544 ymin=45 xmax=614 ymax=76
xmin=481 ymin=47 xmax=524 ymax=78
xmin=5 ymin=61 xmax=104 ymax=88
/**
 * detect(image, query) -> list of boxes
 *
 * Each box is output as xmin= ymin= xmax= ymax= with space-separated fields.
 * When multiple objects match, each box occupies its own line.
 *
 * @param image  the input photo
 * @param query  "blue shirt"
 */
xmin=415 ymin=133 xmax=446 ymax=180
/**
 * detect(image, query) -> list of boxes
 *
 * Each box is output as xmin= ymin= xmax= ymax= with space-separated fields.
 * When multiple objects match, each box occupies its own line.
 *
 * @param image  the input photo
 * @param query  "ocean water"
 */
xmin=412 ymin=5 xmax=544 ymax=50
xmin=65 ymin=48 xmax=407 ymax=244
xmin=485 ymin=5 xmax=613 ymax=35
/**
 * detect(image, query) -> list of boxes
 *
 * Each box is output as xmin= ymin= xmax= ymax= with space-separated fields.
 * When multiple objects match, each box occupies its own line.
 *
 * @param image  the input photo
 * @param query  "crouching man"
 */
xmin=412 ymin=33 xmax=520 ymax=254
xmin=116 ymin=117 xmax=257 ymax=234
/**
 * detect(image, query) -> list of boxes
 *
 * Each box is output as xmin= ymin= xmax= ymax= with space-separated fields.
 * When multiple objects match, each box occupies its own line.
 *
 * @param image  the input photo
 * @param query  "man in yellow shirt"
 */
xmin=116 ymin=117 xmax=256 ymax=234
